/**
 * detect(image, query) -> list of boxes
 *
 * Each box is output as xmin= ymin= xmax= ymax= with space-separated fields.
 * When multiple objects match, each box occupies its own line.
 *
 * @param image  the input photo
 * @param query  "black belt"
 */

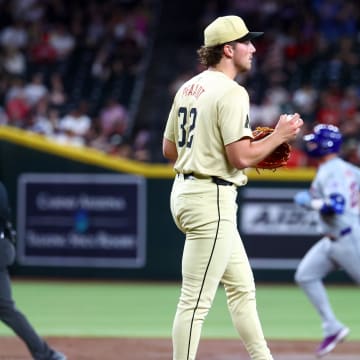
xmin=182 ymin=173 xmax=234 ymax=186
xmin=327 ymin=227 xmax=351 ymax=241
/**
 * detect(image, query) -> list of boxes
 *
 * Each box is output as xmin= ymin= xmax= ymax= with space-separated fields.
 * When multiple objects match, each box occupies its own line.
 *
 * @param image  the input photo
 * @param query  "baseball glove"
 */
xmin=252 ymin=126 xmax=291 ymax=172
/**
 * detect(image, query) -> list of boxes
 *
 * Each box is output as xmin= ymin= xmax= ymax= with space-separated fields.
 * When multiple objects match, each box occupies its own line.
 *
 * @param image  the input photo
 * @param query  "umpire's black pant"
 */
xmin=0 ymin=181 xmax=53 ymax=360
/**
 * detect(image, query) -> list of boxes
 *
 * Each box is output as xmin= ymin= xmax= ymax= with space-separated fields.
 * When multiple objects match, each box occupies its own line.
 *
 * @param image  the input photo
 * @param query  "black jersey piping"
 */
xmin=186 ymin=184 xmax=221 ymax=359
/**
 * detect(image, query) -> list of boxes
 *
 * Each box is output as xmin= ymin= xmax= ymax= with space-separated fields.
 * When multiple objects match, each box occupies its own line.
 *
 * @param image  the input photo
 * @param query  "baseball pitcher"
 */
xmin=163 ymin=15 xmax=303 ymax=360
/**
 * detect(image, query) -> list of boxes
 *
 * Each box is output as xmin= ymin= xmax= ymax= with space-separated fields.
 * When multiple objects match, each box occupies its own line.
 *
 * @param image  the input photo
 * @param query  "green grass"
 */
xmin=0 ymin=281 xmax=359 ymax=341
xmin=254 ymin=285 xmax=360 ymax=340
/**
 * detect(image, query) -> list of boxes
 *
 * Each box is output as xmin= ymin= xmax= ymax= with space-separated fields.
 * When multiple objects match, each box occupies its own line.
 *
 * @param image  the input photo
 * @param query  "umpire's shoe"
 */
xmin=316 ymin=327 xmax=349 ymax=357
xmin=48 ymin=351 xmax=67 ymax=360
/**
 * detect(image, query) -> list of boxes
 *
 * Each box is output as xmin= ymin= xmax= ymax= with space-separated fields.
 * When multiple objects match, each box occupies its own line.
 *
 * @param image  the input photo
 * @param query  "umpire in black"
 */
xmin=0 ymin=181 xmax=67 ymax=360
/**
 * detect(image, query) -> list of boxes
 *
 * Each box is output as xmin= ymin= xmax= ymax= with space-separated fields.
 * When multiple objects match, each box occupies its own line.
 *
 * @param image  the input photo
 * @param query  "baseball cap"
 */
xmin=204 ymin=15 xmax=263 ymax=47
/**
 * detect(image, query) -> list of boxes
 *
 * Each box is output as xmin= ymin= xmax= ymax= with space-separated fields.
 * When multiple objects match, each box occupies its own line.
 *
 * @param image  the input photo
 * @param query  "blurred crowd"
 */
xmin=0 ymin=0 xmax=155 ymax=161
xmin=169 ymin=0 xmax=360 ymax=167
xmin=1 ymin=0 xmax=360 ymax=167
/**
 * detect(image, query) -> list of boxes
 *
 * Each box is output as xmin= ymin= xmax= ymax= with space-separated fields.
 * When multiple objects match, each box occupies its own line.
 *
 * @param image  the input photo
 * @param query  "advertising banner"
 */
xmin=17 ymin=173 xmax=146 ymax=268
xmin=239 ymin=187 xmax=321 ymax=269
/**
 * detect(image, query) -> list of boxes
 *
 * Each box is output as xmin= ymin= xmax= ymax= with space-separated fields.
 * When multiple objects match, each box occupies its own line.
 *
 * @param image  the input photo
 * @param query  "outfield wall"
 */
xmin=1 ymin=126 xmax=350 ymax=282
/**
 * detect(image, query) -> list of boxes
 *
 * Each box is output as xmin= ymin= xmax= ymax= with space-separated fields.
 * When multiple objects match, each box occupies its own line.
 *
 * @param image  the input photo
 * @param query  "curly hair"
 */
xmin=197 ymin=42 xmax=236 ymax=67
xmin=197 ymin=45 xmax=223 ymax=67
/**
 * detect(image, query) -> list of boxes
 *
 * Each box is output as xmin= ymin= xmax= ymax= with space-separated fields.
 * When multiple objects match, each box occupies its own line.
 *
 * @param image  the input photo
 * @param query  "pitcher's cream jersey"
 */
xmin=164 ymin=69 xmax=253 ymax=186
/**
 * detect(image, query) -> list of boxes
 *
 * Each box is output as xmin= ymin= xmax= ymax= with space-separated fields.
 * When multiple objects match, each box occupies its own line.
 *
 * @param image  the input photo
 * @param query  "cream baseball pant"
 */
xmin=170 ymin=175 xmax=273 ymax=360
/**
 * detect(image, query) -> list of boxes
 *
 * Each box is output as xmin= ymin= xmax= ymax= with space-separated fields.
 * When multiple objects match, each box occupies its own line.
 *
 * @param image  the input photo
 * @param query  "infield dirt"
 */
xmin=1 ymin=337 xmax=360 ymax=359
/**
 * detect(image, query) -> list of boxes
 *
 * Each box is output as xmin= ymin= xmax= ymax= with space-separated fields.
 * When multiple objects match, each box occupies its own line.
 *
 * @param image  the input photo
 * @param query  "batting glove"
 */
xmin=320 ymin=193 xmax=345 ymax=215
xmin=294 ymin=190 xmax=312 ymax=208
